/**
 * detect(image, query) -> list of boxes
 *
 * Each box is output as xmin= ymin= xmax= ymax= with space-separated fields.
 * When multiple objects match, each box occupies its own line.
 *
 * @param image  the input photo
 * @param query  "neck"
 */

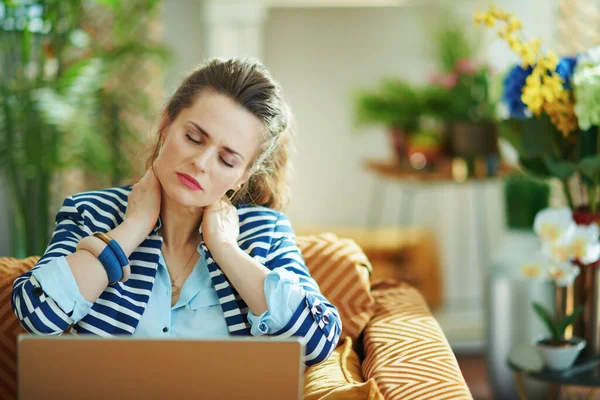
xmin=158 ymin=190 xmax=203 ymax=252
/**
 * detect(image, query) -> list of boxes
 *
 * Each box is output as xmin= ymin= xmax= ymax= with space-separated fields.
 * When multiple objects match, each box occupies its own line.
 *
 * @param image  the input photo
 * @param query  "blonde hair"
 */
xmin=134 ymin=57 xmax=295 ymax=210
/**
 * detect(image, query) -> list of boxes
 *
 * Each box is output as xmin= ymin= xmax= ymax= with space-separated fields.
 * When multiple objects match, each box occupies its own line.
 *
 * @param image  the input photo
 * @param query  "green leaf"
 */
xmin=498 ymin=119 xmax=525 ymax=154
xmin=532 ymin=302 xmax=560 ymax=340
xmin=579 ymin=155 xmax=600 ymax=182
xmin=557 ymin=306 xmax=584 ymax=338
xmin=521 ymin=116 xmax=558 ymax=158
xmin=520 ymin=157 xmax=552 ymax=178
xmin=543 ymin=155 xmax=578 ymax=179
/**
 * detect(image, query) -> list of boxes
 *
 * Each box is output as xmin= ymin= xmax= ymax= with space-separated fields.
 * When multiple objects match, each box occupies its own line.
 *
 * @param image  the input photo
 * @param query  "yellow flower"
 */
xmin=490 ymin=5 xmax=511 ymax=20
xmin=522 ymin=86 xmax=544 ymax=114
xmin=530 ymin=38 xmax=542 ymax=53
xmin=510 ymin=39 xmax=523 ymax=54
xmin=520 ymin=46 xmax=536 ymax=66
xmin=507 ymin=17 xmax=523 ymax=32
xmin=473 ymin=4 xmax=579 ymax=136
xmin=541 ymin=86 xmax=556 ymax=103
xmin=473 ymin=12 xmax=496 ymax=27
xmin=483 ymin=14 xmax=496 ymax=27
xmin=539 ymin=51 xmax=559 ymax=71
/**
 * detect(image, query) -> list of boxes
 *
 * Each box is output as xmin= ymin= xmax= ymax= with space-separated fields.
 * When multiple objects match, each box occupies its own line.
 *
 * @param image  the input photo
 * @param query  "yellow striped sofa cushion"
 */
xmin=303 ymin=336 xmax=384 ymax=400
xmin=296 ymin=233 xmax=375 ymax=342
xmin=362 ymin=282 xmax=472 ymax=400
xmin=0 ymin=256 xmax=39 ymax=400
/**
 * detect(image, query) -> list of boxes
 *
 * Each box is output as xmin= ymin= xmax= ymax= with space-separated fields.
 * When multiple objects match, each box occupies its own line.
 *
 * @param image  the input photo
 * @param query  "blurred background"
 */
xmin=1 ymin=0 xmax=598 ymax=398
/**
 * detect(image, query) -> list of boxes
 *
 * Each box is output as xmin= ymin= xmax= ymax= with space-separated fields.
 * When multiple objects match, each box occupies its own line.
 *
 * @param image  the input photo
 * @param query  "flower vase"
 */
xmin=566 ymin=207 xmax=600 ymax=358
xmin=574 ymin=263 xmax=600 ymax=358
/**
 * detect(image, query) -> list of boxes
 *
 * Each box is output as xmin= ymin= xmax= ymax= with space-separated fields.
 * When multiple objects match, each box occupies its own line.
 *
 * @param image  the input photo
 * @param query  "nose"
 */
xmin=192 ymin=147 xmax=216 ymax=173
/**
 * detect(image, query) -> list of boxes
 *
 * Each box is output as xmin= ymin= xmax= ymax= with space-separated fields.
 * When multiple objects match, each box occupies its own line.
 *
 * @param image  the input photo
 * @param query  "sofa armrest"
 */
xmin=362 ymin=281 xmax=472 ymax=400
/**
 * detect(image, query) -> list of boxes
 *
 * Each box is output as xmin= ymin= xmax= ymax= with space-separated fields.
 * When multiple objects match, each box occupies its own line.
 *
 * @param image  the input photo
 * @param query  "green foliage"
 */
xmin=0 ymin=0 xmax=170 ymax=257
xmin=424 ymin=11 xmax=495 ymax=123
xmin=504 ymin=173 xmax=550 ymax=230
xmin=353 ymin=79 xmax=423 ymax=132
xmin=499 ymin=116 xmax=600 ymax=210
xmin=532 ymin=302 xmax=584 ymax=342
xmin=433 ymin=18 xmax=477 ymax=74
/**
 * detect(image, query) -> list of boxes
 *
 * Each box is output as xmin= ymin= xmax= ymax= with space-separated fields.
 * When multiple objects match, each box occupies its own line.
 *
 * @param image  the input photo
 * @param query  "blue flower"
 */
xmin=503 ymin=64 xmax=533 ymax=119
xmin=555 ymin=57 xmax=577 ymax=90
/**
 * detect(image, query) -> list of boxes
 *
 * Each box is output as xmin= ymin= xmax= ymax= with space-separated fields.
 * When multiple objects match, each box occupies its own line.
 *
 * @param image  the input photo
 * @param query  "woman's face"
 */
xmin=154 ymin=89 xmax=263 ymax=208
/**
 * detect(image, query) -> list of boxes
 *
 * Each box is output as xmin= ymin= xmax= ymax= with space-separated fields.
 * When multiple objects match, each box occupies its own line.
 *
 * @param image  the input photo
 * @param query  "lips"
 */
xmin=176 ymin=173 xmax=203 ymax=191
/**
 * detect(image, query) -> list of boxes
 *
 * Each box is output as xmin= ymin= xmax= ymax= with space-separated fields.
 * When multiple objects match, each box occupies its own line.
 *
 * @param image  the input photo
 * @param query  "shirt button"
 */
xmin=162 ymin=327 xmax=169 ymax=333
xmin=322 ymin=314 xmax=330 ymax=325
xmin=259 ymin=322 xmax=268 ymax=333
xmin=315 ymin=305 xmax=323 ymax=314
xmin=33 ymin=287 xmax=44 ymax=297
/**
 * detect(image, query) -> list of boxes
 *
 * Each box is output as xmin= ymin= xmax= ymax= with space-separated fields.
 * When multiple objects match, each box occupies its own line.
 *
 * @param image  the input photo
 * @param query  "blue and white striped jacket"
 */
xmin=11 ymin=185 xmax=341 ymax=366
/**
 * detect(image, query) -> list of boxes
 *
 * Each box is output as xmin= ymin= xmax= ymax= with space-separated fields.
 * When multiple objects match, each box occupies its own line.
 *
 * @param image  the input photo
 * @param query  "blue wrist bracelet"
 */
xmin=93 ymin=232 xmax=129 ymax=268
xmin=97 ymin=245 xmax=123 ymax=285
xmin=106 ymin=239 xmax=129 ymax=268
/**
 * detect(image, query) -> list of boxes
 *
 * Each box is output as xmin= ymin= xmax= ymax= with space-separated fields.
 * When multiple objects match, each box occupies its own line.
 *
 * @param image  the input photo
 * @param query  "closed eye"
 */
xmin=186 ymin=133 xmax=234 ymax=168
xmin=186 ymin=133 xmax=202 ymax=145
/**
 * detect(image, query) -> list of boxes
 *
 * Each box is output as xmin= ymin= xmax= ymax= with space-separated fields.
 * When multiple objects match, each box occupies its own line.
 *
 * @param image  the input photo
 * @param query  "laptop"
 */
xmin=18 ymin=334 xmax=305 ymax=400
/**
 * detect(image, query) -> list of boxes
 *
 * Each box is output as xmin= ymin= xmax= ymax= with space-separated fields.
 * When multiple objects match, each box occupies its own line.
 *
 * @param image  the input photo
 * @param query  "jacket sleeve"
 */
xmin=265 ymin=213 xmax=342 ymax=366
xmin=11 ymin=196 xmax=90 ymax=334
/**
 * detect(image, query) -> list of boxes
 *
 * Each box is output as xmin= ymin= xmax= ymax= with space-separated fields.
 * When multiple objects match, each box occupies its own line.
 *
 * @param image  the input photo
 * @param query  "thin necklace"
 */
xmin=167 ymin=249 xmax=197 ymax=297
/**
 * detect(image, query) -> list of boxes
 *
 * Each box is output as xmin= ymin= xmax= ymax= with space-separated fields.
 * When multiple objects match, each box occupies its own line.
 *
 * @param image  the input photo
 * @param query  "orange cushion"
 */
xmin=362 ymin=282 xmax=472 ymax=400
xmin=0 ymin=256 xmax=39 ymax=400
xmin=303 ymin=336 xmax=383 ymax=400
xmin=296 ymin=233 xmax=375 ymax=342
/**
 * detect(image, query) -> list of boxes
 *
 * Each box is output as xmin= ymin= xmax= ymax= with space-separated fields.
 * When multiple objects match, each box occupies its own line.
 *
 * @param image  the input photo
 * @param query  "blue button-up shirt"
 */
xmin=32 ymin=244 xmax=305 ymax=336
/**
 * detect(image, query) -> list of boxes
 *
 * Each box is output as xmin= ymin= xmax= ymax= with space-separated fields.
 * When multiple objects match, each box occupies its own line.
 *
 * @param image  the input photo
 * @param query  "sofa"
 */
xmin=0 ymin=232 xmax=472 ymax=400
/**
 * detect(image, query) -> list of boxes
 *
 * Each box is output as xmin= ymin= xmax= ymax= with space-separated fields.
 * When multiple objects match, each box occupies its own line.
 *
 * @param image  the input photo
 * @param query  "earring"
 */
xmin=226 ymin=185 xmax=242 ymax=201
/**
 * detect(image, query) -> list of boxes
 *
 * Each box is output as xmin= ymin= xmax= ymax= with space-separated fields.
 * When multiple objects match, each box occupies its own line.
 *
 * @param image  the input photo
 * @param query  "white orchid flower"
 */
xmin=541 ymin=223 xmax=600 ymax=265
xmin=547 ymin=262 xmax=580 ymax=287
xmin=569 ymin=224 xmax=600 ymax=264
xmin=542 ymin=240 xmax=572 ymax=263
xmin=520 ymin=252 xmax=550 ymax=281
xmin=534 ymin=207 xmax=576 ymax=244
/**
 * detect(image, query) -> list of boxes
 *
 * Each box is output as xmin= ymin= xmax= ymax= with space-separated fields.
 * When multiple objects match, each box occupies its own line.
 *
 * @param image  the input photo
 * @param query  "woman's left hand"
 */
xmin=202 ymin=197 xmax=240 ymax=257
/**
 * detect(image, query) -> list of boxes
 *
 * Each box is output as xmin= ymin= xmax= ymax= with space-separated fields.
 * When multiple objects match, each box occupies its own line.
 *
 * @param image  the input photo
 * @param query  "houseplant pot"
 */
xmin=387 ymin=127 xmax=410 ymax=165
xmin=535 ymin=336 xmax=586 ymax=370
xmin=448 ymin=121 xmax=498 ymax=158
xmin=531 ymin=302 xmax=585 ymax=370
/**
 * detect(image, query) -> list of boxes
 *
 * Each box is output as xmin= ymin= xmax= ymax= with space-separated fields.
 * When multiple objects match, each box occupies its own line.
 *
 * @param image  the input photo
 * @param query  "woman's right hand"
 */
xmin=125 ymin=164 xmax=162 ymax=236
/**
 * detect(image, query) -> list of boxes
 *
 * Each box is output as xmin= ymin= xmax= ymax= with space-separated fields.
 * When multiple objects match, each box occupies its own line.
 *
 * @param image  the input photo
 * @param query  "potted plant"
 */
xmin=406 ymin=129 xmax=444 ymax=170
xmin=426 ymin=19 xmax=499 ymax=175
xmin=0 ymin=0 xmax=169 ymax=257
xmin=353 ymin=79 xmax=424 ymax=164
xmin=475 ymin=4 xmax=600 ymax=357
xmin=532 ymin=302 xmax=585 ymax=370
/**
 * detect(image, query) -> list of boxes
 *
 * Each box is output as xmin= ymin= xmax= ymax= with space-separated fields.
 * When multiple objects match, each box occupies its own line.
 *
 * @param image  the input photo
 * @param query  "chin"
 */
xmin=167 ymin=182 xmax=211 ymax=208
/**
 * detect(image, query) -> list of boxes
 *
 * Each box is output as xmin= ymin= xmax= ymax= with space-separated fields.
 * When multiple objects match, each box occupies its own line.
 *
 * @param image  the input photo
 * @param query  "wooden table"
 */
xmin=363 ymin=158 xmax=513 ymax=227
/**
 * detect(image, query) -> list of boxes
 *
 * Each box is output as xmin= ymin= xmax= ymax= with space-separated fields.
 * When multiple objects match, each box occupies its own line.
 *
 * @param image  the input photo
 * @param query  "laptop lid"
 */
xmin=18 ymin=335 xmax=304 ymax=400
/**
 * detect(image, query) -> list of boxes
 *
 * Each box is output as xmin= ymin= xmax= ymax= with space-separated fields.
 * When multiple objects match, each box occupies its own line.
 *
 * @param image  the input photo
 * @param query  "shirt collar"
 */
xmin=152 ymin=216 xmax=162 ymax=233
xmin=152 ymin=216 xmax=204 ymax=241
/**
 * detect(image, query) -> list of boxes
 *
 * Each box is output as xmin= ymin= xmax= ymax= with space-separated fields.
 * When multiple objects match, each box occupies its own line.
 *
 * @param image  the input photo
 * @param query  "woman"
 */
xmin=11 ymin=57 xmax=341 ymax=366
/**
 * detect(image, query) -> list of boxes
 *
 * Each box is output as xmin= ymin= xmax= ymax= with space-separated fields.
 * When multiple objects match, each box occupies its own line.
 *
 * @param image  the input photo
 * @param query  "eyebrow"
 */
xmin=188 ymin=120 xmax=245 ymax=161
